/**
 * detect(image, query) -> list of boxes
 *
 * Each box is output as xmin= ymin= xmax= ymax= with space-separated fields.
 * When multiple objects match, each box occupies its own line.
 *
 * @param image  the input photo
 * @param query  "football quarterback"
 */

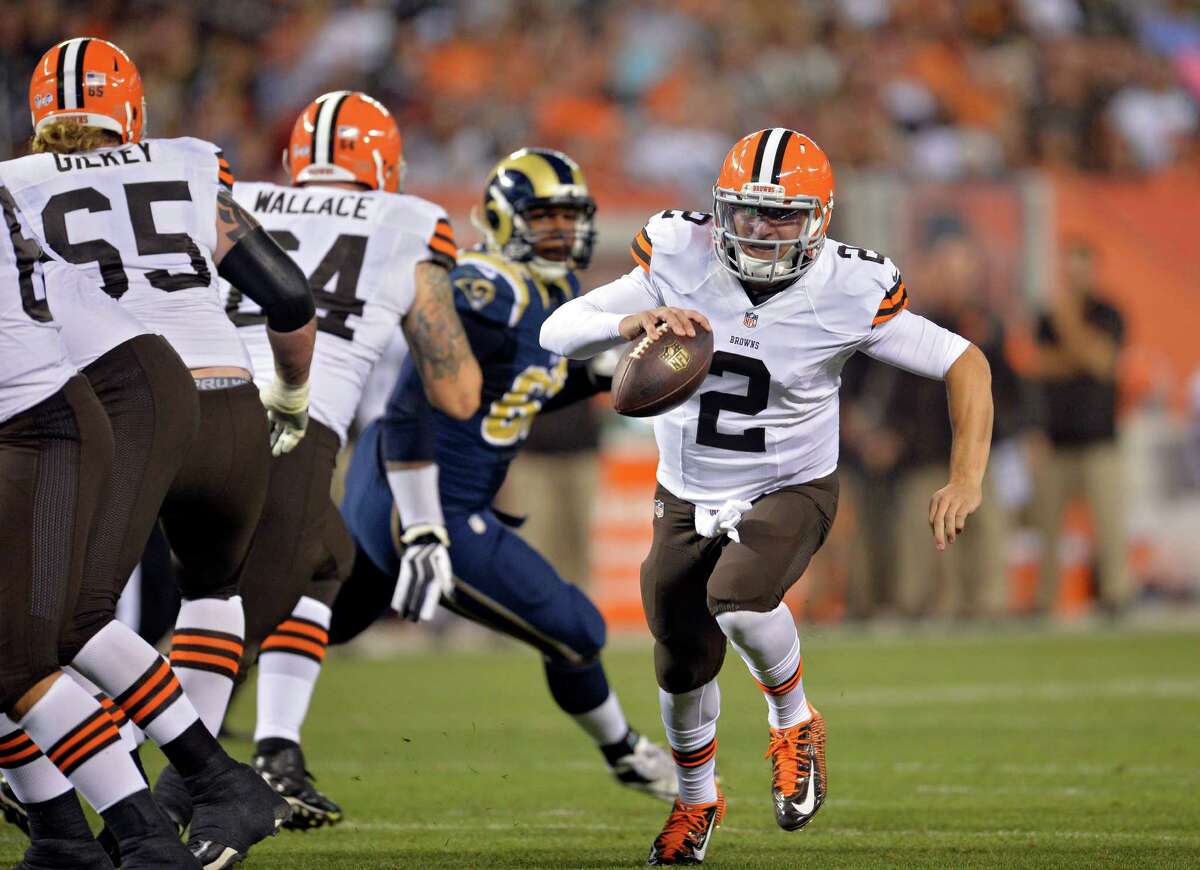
xmin=541 ymin=128 xmax=993 ymax=865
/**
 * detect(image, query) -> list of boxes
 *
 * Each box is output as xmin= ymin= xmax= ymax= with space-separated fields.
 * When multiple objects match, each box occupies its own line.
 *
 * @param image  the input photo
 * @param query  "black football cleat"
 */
xmin=185 ymin=758 xmax=291 ymax=869
xmin=101 ymin=790 xmax=200 ymax=869
xmin=152 ymin=763 xmax=193 ymax=834
xmin=646 ymin=789 xmax=726 ymax=865
xmin=12 ymin=837 xmax=114 ymax=870
xmin=0 ymin=774 xmax=30 ymax=836
xmin=765 ymin=705 xmax=827 ymax=831
xmin=252 ymin=742 xmax=343 ymax=831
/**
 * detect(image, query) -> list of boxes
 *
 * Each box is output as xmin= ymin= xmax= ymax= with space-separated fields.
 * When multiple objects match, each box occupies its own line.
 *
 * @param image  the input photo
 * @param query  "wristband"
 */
xmin=386 ymin=462 xmax=445 ymax=529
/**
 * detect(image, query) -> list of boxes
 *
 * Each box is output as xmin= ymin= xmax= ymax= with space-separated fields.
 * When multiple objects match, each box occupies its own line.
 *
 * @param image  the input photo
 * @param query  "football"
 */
xmin=611 ymin=324 xmax=714 ymax=418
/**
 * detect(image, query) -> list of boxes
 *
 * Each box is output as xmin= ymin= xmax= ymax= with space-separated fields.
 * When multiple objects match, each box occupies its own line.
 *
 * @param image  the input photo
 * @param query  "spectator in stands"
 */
xmin=877 ymin=226 xmax=1026 ymax=620
xmin=838 ymin=354 xmax=902 ymax=621
xmin=1030 ymin=240 xmax=1129 ymax=617
xmin=1032 ymin=237 xmax=1132 ymax=619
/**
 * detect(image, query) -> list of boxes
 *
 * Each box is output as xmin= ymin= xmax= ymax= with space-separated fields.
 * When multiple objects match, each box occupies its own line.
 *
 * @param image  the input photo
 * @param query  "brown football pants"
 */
xmin=640 ymin=475 xmax=838 ymax=694
xmin=0 ymin=377 xmax=112 ymax=712
xmin=239 ymin=418 xmax=355 ymax=655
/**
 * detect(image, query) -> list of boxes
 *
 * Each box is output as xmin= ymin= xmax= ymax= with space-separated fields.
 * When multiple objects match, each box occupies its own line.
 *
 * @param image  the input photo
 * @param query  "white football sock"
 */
xmin=63 ymin=665 xmax=137 ymax=755
xmin=170 ymin=595 xmax=245 ymax=735
xmin=254 ymin=596 xmax=331 ymax=745
xmin=70 ymin=621 xmax=200 ymax=746
xmin=18 ymin=675 xmax=145 ymax=812
xmin=661 ymin=680 xmax=720 ymax=805
xmin=0 ymin=714 xmax=73 ymax=804
xmin=716 ymin=604 xmax=810 ymax=729
xmin=570 ymin=691 xmax=630 ymax=747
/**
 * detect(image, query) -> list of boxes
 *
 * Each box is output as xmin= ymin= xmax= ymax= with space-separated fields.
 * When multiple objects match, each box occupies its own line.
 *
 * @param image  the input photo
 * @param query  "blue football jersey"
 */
xmin=421 ymin=249 xmax=581 ymax=512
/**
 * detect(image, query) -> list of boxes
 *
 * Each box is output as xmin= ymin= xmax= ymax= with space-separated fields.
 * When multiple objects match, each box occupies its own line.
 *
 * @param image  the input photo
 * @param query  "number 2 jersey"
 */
xmin=540 ymin=209 xmax=970 ymax=511
xmin=0 ymin=137 xmax=248 ymax=370
xmin=222 ymin=181 xmax=454 ymax=445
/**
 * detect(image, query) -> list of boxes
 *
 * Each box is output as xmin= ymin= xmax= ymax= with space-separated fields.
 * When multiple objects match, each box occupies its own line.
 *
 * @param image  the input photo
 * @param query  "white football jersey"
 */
xmin=45 ymin=258 xmax=148 ymax=369
xmin=0 ymin=137 xmax=249 ymax=371
xmin=561 ymin=209 xmax=968 ymax=510
xmin=223 ymin=181 xmax=453 ymax=444
xmin=0 ymin=184 xmax=73 ymax=423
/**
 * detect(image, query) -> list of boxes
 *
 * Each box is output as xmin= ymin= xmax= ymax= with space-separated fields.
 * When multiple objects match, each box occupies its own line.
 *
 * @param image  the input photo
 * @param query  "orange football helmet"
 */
xmin=712 ymin=128 xmax=835 ymax=284
xmin=284 ymin=91 xmax=404 ymax=192
xmin=29 ymin=37 xmax=146 ymax=142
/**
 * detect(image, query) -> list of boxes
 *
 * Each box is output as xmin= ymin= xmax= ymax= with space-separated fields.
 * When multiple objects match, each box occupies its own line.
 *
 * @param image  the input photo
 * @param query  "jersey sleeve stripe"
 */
xmin=872 ymin=282 xmax=909 ymax=327
xmin=428 ymin=235 xmax=457 ymax=258
xmin=630 ymin=228 xmax=652 ymax=271
xmin=215 ymin=151 xmax=234 ymax=190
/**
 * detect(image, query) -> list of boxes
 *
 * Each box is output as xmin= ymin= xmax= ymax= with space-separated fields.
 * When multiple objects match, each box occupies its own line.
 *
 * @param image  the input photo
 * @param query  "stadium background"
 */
xmin=2 ymin=2 xmax=1199 ymax=868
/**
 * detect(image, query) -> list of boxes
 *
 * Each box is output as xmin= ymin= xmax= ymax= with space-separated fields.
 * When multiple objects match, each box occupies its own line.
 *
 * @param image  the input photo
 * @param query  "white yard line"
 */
xmin=828 ymin=677 xmax=1200 ymax=707
xmin=337 ymin=819 xmax=1199 ymax=844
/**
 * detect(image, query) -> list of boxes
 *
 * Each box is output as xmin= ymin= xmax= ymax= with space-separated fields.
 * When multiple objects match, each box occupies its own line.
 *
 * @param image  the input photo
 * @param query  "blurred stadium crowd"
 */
xmin=4 ymin=0 xmax=1199 ymax=184
xmin=4 ymin=0 xmax=1199 ymax=625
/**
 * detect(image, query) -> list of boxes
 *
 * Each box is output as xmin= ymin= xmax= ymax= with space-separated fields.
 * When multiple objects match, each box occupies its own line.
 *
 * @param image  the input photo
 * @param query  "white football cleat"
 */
xmin=611 ymin=733 xmax=679 ymax=802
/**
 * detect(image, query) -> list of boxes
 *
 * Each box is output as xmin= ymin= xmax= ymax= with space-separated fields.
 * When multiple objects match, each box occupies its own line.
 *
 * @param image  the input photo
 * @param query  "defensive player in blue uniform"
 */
xmin=330 ymin=148 xmax=676 ymax=801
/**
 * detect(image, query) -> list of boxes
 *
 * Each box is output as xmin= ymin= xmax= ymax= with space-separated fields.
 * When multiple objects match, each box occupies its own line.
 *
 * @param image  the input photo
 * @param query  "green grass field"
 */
xmin=3 ymin=625 xmax=1198 ymax=869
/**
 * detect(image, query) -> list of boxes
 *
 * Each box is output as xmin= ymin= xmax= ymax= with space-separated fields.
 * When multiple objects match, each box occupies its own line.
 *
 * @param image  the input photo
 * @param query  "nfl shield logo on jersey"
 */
xmin=654 ymin=499 xmax=664 ymax=518
xmin=743 ymin=311 xmax=758 ymax=328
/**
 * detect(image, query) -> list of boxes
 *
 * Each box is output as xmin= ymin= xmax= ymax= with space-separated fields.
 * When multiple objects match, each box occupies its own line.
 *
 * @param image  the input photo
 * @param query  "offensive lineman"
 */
xmin=0 ymin=184 xmax=200 ymax=867
xmin=0 ymin=37 xmax=318 ymax=868
xmin=210 ymin=90 xmax=479 ymax=828
xmin=541 ymin=129 xmax=993 ymax=864
xmin=330 ymin=148 xmax=676 ymax=801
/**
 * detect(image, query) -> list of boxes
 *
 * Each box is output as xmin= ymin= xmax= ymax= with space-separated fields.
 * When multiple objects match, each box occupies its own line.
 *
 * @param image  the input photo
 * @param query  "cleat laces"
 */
xmin=766 ymin=721 xmax=814 ymax=794
xmin=653 ymin=799 xmax=723 ymax=859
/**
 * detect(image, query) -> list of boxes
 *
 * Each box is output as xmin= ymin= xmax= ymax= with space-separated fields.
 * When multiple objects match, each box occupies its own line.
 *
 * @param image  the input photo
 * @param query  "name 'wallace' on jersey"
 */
xmin=224 ymin=179 xmax=453 ymax=446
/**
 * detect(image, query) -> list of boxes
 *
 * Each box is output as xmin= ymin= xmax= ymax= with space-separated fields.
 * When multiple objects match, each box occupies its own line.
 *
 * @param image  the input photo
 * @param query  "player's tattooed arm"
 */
xmin=212 ymin=187 xmax=261 ymax=261
xmin=401 ymin=262 xmax=482 ymax=420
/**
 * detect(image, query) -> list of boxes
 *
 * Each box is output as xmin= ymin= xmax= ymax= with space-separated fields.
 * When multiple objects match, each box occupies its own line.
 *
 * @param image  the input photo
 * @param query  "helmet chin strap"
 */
xmin=529 ymin=255 xmax=570 ymax=281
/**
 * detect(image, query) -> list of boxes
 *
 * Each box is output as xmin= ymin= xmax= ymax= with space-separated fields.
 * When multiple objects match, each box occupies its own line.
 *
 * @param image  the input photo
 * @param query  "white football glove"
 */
xmin=259 ymin=379 xmax=310 ymax=457
xmin=392 ymin=524 xmax=453 ymax=622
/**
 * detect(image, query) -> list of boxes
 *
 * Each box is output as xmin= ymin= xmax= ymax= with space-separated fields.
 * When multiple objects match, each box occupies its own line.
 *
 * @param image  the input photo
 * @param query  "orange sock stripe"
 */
xmin=274 ymin=619 xmax=329 ymax=644
xmin=260 ymin=634 xmax=326 ymax=662
xmin=115 ymin=660 xmax=172 ymax=715
xmin=47 ymin=710 xmax=115 ymax=769
xmin=0 ymin=730 xmax=32 ymax=752
xmin=53 ymin=724 xmax=122 ymax=776
xmin=95 ymin=694 xmax=129 ymax=728
xmin=169 ymin=650 xmax=240 ymax=678
xmin=757 ymin=660 xmax=803 ymax=697
xmin=129 ymin=676 xmax=184 ymax=728
xmin=171 ymin=633 xmax=245 ymax=656
xmin=671 ymin=738 xmax=717 ymax=768
xmin=0 ymin=730 xmax=43 ymax=768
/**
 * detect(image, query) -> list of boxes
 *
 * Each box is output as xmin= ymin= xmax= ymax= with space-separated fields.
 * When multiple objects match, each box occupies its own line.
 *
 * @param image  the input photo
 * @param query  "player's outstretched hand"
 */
xmin=619 ymin=307 xmax=711 ymax=341
xmin=928 ymin=480 xmax=982 ymax=551
xmin=392 ymin=524 xmax=453 ymax=622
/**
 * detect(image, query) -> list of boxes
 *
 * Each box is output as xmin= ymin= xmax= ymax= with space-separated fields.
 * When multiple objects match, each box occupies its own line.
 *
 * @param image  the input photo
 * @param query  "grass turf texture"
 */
xmin=2 ymin=626 xmax=1198 ymax=868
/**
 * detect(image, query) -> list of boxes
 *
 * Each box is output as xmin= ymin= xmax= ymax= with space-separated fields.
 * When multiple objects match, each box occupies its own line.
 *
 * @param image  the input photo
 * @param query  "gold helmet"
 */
xmin=473 ymin=148 xmax=596 ymax=280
